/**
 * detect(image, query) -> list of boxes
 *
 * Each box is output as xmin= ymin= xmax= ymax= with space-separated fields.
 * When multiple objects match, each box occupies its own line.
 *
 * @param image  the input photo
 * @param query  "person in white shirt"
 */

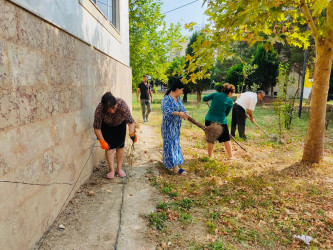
xmin=231 ymin=90 xmax=265 ymax=139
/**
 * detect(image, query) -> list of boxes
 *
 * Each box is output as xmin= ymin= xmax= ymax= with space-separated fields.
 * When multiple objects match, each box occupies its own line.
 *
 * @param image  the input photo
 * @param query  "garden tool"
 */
xmin=186 ymin=115 xmax=223 ymax=143
xmin=229 ymin=134 xmax=248 ymax=152
xmin=205 ymin=102 xmax=247 ymax=151
xmin=246 ymin=114 xmax=278 ymax=142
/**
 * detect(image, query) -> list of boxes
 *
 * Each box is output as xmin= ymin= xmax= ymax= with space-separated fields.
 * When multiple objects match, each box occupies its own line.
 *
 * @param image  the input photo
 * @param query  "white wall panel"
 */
xmin=8 ymin=0 xmax=130 ymax=66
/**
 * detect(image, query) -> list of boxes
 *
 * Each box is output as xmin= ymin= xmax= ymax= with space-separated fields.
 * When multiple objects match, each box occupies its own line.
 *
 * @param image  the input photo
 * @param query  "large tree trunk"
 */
xmin=302 ymin=42 xmax=333 ymax=162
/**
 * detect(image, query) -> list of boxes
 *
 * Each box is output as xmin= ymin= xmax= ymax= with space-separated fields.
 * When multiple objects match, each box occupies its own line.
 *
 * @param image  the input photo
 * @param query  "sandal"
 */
xmin=116 ymin=169 xmax=127 ymax=178
xmin=176 ymin=168 xmax=187 ymax=175
xmin=106 ymin=171 xmax=115 ymax=179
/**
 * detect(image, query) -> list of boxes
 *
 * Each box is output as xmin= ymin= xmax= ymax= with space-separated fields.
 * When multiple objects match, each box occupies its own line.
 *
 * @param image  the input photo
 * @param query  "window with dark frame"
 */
xmin=92 ymin=0 xmax=119 ymax=30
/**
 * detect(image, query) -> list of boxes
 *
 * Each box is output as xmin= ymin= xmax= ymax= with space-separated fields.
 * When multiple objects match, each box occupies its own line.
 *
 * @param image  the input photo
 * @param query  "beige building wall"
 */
xmin=273 ymin=71 xmax=300 ymax=98
xmin=0 ymin=0 xmax=132 ymax=249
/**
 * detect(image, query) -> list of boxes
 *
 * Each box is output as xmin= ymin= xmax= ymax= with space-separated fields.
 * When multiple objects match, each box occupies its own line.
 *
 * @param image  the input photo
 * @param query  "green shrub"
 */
xmin=179 ymin=212 xmax=193 ymax=224
xmin=205 ymin=239 xmax=226 ymax=250
xmin=148 ymin=212 xmax=167 ymax=230
xmin=178 ymin=198 xmax=193 ymax=210
xmin=156 ymin=202 xmax=168 ymax=210
xmin=225 ymin=63 xmax=243 ymax=91
xmin=214 ymin=82 xmax=224 ymax=92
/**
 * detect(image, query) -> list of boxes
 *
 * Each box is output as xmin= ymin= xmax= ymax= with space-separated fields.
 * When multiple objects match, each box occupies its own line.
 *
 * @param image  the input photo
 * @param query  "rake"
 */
xmin=246 ymin=114 xmax=278 ymax=142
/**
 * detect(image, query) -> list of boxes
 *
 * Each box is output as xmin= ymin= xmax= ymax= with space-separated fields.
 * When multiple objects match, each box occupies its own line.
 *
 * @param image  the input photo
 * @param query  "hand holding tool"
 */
xmin=129 ymin=132 xmax=137 ymax=143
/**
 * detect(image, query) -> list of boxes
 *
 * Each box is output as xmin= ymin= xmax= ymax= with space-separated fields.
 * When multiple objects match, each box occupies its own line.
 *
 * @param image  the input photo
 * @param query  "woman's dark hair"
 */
xmin=222 ymin=83 xmax=236 ymax=95
xmin=165 ymin=79 xmax=185 ymax=96
xmin=101 ymin=92 xmax=117 ymax=113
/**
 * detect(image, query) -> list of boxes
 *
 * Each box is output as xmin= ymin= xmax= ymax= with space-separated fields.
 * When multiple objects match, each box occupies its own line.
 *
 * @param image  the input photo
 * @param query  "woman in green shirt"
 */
xmin=202 ymin=83 xmax=236 ymax=159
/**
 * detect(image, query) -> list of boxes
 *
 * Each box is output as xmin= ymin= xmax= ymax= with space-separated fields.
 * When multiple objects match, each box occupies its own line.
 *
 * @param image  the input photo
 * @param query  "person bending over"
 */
xmin=231 ymin=90 xmax=265 ymax=139
xmin=94 ymin=92 xmax=137 ymax=179
xmin=203 ymin=83 xmax=236 ymax=159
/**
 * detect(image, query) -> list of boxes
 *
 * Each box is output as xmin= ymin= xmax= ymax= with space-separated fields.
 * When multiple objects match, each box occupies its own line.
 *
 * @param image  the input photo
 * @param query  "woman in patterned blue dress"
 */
xmin=161 ymin=80 xmax=188 ymax=175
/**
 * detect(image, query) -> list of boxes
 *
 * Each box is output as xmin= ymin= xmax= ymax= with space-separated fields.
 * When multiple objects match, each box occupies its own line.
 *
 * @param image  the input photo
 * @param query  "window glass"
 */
xmin=92 ymin=0 xmax=119 ymax=30
xmin=96 ymin=0 xmax=108 ymax=18
xmin=108 ymin=1 xmax=113 ymax=23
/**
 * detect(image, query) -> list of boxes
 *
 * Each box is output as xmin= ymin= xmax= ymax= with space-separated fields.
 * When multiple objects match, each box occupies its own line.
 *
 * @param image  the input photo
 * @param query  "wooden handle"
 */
xmin=246 ymin=114 xmax=269 ymax=136
xmin=229 ymin=134 xmax=247 ymax=152
xmin=187 ymin=116 xmax=206 ymax=131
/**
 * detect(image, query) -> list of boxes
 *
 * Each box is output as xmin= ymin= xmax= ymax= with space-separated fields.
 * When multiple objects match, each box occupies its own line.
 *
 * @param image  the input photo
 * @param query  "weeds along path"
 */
xmin=38 ymin=124 xmax=162 ymax=250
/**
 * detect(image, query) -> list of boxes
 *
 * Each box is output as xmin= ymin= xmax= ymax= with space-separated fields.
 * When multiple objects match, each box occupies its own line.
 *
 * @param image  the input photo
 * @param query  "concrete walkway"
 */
xmin=37 ymin=125 xmax=161 ymax=250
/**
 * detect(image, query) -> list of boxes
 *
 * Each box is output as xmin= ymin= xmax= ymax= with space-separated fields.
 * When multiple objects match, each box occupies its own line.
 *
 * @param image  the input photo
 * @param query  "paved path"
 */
xmin=37 ymin=125 xmax=161 ymax=250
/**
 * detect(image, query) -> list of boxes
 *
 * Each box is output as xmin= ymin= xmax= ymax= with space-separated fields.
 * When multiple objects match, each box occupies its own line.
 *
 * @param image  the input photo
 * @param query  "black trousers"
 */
xmin=231 ymin=103 xmax=246 ymax=139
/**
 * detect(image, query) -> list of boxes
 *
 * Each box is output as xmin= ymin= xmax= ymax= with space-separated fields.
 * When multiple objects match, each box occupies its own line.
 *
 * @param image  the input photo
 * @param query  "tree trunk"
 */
xmin=183 ymin=93 xmax=188 ymax=102
xmin=197 ymin=90 xmax=202 ymax=102
xmin=302 ymin=42 xmax=333 ymax=162
xmin=183 ymin=86 xmax=189 ymax=102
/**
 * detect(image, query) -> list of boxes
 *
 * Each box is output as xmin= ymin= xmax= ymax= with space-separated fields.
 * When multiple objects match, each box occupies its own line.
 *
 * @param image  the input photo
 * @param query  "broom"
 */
xmin=186 ymin=115 xmax=223 ymax=143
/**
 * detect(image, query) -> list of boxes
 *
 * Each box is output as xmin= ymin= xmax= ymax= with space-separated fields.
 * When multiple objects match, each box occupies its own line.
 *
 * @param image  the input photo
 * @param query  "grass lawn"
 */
xmin=132 ymin=93 xmax=333 ymax=249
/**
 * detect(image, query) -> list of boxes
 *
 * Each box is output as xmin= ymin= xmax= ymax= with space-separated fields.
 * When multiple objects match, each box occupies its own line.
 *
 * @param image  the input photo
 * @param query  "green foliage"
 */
xmin=161 ymin=184 xmax=178 ymax=198
xmin=250 ymin=44 xmax=280 ymax=93
xmin=212 ymin=42 xmax=258 ymax=83
xmin=208 ymin=210 xmax=221 ymax=220
xmin=156 ymin=202 xmax=168 ymax=211
xmin=274 ymin=63 xmax=298 ymax=142
xmin=179 ymin=212 xmax=193 ymax=225
xmin=167 ymin=56 xmax=185 ymax=87
xmin=211 ymin=59 xmax=228 ymax=83
xmin=225 ymin=64 xmax=244 ymax=91
xmin=240 ymin=62 xmax=258 ymax=92
xmin=214 ymin=82 xmax=223 ymax=92
xmin=204 ymin=239 xmax=226 ymax=250
xmin=186 ymin=0 xmax=331 ymax=83
xmin=129 ymin=0 xmax=185 ymax=89
xmin=138 ymin=93 xmax=333 ymax=248
xmin=206 ymin=220 xmax=216 ymax=234
xmin=186 ymin=0 xmax=333 ymax=162
xmin=148 ymin=211 xmax=167 ymax=230
xmin=184 ymin=32 xmax=212 ymax=101
xmin=178 ymin=198 xmax=193 ymax=210
xmin=276 ymin=42 xmax=315 ymax=75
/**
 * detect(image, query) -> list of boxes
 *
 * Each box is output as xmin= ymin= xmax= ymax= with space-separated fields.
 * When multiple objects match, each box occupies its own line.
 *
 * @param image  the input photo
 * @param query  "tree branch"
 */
xmin=300 ymin=0 xmax=318 ymax=42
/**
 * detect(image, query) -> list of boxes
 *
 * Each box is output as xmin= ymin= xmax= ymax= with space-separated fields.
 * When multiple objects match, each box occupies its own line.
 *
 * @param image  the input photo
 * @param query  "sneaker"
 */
xmin=146 ymin=117 xmax=149 ymax=122
xmin=106 ymin=171 xmax=115 ymax=179
xmin=116 ymin=169 xmax=126 ymax=178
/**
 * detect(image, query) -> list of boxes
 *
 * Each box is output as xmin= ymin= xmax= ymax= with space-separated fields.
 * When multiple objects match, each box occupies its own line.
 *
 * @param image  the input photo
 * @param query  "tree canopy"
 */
xmin=185 ymin=32 xmax=211 ymax=101
xmin=185 ymin=0 xmax=333 ymax=163
xmin=250 ymin=44 xmax=280 ymax=93
xmin=129 ymin=0 xmax=185 ymax=88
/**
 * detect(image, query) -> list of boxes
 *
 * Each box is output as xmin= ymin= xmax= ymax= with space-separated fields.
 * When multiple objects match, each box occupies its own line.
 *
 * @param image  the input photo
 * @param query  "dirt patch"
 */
xmin=36 ymin=125 xmax=163 ymax=250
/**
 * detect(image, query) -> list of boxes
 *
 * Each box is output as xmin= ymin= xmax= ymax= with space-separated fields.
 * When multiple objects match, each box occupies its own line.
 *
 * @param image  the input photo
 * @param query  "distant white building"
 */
xmin=170 ymin=39 xmax=189 ymax=60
